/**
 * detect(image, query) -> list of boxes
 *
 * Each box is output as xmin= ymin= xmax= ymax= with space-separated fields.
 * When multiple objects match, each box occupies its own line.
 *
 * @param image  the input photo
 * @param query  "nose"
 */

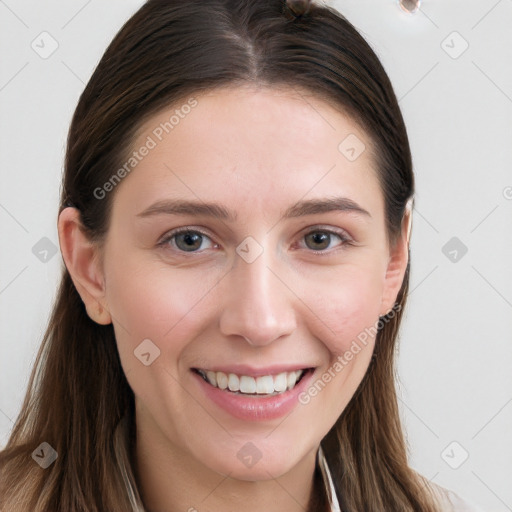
xmin=218 ymin=245 xmax=297 ymax=347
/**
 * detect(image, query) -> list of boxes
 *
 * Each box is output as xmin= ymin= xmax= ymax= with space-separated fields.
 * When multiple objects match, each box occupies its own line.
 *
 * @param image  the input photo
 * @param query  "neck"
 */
xmin=133 ymin=414 xmax=321 ymax=512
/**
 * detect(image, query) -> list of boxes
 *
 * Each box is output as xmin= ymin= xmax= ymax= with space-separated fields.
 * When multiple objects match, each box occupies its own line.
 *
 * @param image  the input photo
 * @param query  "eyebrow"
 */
xmin=136 ymin=196 xmax=371 ymax=221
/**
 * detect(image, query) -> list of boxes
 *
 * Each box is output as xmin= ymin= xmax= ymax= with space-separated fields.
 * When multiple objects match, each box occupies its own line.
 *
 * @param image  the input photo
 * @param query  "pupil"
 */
xmin=307 ymin=232 xmax=329 ymax=250
xmin=178 ymin=232 xmax=201 ymax=251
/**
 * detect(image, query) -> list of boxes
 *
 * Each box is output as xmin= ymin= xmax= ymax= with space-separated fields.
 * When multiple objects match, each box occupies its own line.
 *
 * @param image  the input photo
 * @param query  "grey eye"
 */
xmin=174 ymin=231 xmax=205 ymax=252
xmin=303 ymin=231 xmax=346 ymax=251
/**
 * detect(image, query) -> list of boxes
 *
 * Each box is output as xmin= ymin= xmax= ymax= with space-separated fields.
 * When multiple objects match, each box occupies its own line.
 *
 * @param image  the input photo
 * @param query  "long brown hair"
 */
xmin=0 ymin=1 xmax=441 ymax=510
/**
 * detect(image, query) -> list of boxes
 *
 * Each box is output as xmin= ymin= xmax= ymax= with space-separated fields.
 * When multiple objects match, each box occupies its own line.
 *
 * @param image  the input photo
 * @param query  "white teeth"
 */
xmin=286 ymin=371 xmax=298 ymax=390
xmin=206 ymin=371 xmax=217 ymax=387
xmin=216 ymin=371 xmax=228 ymax=390
xmin=228 ymin=373 xmax=240 ymax=392
xmin=256 ymin=375 xmax=274 ymax=394
xmin=274 ymin=372 xmax=288 ymax=392
xmin=197 ymin=368 xmax=307 ymax=395
xmin=240 ymin=375 xmax=257 ymax=393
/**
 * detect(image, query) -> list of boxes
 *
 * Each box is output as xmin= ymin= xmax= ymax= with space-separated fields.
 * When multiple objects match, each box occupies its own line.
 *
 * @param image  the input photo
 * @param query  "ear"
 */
xmin=379 ymin=200 xmax=412 ymax=316
xmin=57 ymin=207 xmax=112 ymax=325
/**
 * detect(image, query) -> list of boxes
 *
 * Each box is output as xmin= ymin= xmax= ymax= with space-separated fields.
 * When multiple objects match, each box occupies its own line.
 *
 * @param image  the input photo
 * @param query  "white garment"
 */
xmin=317 ymin=446 xmax=485 ymax=512
xmin=317 ymin=445 xmax=342 ymax=511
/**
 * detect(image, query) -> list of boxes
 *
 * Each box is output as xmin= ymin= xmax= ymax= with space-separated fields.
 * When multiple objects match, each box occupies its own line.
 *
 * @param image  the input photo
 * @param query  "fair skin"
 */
xmin=58 ymin=86 xmax=410 ymax=512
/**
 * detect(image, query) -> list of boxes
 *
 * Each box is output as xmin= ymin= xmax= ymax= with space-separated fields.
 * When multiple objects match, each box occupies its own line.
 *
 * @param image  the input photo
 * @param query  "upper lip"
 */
xmin=192 ymin=364 xmax=315 ymax=378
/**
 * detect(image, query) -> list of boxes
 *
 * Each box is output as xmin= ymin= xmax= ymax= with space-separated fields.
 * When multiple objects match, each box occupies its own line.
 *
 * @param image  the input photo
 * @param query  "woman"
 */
xmin=0 ymin=1 xmax=484 ymax=510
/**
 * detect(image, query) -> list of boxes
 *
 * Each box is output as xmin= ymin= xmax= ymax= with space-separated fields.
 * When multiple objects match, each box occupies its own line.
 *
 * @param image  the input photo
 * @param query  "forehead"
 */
xmin=109 ymin=85 xmax=382 ymax=222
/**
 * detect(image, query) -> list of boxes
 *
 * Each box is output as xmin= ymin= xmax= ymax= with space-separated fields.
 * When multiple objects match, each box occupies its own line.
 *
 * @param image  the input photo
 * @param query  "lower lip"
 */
xmin=192 ymin=368 xmax=315 ymax=422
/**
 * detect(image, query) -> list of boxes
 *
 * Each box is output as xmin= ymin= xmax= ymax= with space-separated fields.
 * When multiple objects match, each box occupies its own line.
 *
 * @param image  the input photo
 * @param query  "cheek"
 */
xmin=104 ymin=256 xmax=221 ymax=369
xmin=296 ymin=267 xmax=385 ymax=431
xmin=304 ymin=262 xmax=385 ymax=355
xmin=104 ymin=262 xmax=222 ymax=415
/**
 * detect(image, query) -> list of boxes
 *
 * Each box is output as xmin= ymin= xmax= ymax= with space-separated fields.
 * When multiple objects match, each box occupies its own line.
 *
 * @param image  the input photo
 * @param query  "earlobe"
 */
xmin=379 ymin=202 xmax=412 ymax=316
xmin=57 ymin=207 xmax=112 ymax=325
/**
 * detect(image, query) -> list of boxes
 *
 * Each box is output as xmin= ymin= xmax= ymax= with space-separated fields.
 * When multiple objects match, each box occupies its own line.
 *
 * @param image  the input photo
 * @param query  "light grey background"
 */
xmin=1 ymin=1 xmax=511 ymax=510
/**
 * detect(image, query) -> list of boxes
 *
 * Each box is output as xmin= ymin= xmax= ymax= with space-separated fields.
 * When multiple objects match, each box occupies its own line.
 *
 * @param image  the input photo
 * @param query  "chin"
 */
xmin=211 ymin=459 xmax=296 ymax=481
xmin=198 ymin=439 xmax=311 ymax=481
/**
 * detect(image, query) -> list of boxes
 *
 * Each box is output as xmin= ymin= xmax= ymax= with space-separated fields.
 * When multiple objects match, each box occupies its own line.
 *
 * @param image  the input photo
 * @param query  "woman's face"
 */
xmin=65 ymin=86 xmax=408 ymax=481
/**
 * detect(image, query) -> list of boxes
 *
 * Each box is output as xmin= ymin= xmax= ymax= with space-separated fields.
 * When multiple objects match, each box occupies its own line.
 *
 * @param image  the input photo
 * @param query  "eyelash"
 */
xmin=157 ymin=225 xmax=354 ymax=257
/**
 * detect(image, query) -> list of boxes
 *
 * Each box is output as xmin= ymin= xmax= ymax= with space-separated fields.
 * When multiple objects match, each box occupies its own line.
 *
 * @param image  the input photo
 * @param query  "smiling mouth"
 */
xmin=192 ymin=368 xmax=313 ymax=396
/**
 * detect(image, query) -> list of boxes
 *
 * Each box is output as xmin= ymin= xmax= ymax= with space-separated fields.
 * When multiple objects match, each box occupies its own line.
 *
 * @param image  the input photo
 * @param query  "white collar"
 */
xmin=317 ymin=444 xmax=342 ymax=512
